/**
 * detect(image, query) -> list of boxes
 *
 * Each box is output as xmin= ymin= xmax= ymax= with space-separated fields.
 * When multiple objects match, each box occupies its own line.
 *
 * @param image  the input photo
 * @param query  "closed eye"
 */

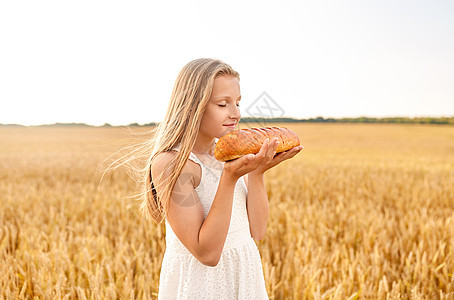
xmin=218 ymin=104 xmax=240 ymax=107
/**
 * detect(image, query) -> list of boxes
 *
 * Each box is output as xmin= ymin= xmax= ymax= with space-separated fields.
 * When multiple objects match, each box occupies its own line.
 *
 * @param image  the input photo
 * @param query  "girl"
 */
xmin=146 ymin=58 xmax=302 ymax=299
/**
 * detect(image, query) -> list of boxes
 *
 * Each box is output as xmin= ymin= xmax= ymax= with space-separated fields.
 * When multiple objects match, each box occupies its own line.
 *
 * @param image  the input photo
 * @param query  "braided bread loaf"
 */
xmin=214 ymin=126 xmax=301 ymax=162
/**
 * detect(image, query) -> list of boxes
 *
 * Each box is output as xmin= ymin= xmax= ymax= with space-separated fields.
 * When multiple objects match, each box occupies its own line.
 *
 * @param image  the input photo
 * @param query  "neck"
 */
xmin=192 ymin=132 xmax=215 ymax=156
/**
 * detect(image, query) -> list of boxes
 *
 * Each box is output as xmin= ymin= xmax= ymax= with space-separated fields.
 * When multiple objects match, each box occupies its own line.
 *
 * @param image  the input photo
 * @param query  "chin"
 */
xmin=219 ymin=127 xmax=234 ymax=137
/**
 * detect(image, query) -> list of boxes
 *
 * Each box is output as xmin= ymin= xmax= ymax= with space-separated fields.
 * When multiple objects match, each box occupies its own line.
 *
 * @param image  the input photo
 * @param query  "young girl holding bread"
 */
xmin=144 ymin=58 xmax=302 ymax=299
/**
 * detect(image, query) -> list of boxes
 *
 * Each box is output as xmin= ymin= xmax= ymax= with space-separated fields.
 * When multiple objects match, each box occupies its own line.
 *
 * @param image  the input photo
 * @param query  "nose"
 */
xmin=229 ymin=104 xmax=241 ymax=121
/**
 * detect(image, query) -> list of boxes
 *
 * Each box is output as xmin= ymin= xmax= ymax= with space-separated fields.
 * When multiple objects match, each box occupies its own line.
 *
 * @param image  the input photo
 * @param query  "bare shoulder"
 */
xmin=151 ymin=151 xmax=201 ymax=188
xmin=151 ymin=151 xmax=176 ymax=181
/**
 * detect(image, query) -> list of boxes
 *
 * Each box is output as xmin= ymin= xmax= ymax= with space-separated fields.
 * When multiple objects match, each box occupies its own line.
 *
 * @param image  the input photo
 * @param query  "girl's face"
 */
xmin=199 ymin=75 xmax=241 ymax=139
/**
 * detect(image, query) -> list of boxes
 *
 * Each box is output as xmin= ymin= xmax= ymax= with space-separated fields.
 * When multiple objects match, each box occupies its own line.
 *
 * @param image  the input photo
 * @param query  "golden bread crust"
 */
xmin=214 ymin=126 xmax=300 ymax=162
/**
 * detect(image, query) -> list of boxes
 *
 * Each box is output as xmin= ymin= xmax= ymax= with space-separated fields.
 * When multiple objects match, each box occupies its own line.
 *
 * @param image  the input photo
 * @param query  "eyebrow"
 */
xmin=215 ymin=96 xmax=241 ymax=101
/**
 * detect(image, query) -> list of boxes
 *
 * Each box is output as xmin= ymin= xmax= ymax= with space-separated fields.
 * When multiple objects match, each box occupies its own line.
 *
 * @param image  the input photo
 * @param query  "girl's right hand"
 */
xmin=222 ymin=138 xmax=278 ymax=180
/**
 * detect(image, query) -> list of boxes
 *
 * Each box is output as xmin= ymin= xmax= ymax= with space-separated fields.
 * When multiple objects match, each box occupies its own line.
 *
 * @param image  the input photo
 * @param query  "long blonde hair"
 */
xmin=101 ymin=58 xmax=239 ymax=223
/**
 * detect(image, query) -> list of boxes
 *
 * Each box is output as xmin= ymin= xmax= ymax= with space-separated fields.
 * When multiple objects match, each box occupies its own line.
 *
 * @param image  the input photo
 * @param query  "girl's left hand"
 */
xmin=249 ymin=138 xmax=303 ymax=175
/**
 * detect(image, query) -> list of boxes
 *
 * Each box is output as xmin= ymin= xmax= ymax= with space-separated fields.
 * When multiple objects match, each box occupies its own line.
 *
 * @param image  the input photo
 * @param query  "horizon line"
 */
xmin=1 ymin=115 xmax=454 ymax=127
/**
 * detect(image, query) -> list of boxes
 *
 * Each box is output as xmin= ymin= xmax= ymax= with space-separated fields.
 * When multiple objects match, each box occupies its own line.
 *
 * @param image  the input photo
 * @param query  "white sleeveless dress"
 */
xmin=157 ymin=144 xmax=269 ymax=300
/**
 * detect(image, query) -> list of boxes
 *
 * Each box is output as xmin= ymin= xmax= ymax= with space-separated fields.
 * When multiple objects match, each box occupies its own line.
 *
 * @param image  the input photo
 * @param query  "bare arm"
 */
xmin=244 ymin=138 xmax=303 ymax=241
xmin=167 ymin=170 xmax=238 ymax=267
xmin=245 ymin=172 xmax=269 ymax=241
xmin=152 ymin=152 xmax=240 ymax=267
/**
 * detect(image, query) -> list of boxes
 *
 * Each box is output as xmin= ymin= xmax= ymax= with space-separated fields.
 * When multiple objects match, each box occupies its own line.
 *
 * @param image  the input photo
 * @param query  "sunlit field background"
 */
xmin=1 ymin=123 xmax=453 ymax=299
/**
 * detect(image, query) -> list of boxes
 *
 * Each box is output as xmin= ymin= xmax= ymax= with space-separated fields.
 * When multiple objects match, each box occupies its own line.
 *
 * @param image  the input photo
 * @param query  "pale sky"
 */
xmin=1 ymin=0 xmax=453 ymax=126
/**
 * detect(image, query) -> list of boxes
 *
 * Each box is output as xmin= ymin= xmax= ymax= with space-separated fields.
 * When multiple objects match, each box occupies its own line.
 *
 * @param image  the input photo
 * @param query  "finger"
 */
xmin=274 ymin=151 xmax=286 ymax=158
xmin=225 ymin=154 xmax=254 ymax=175
xmin=240 ymin=153 xmax=255 ymax=164
xmin=256 ymin=138 xmax=270 ymax=158
xmin=277 ymin=146 xmax=302 ymax=157
xmin=268 ymin=138 xmax=279 ymax=158
xmin=293 ymin=146 xmax=303 ymax=153
xmin=227 ymin=152 xmax=254 ymax=167
xmin=278 ymin=147 xmax=301 ymax=160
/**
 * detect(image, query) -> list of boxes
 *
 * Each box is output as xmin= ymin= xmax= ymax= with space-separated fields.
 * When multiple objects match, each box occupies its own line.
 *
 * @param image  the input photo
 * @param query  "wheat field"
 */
xmin=0 ymin=123 xmax=453 ymax=299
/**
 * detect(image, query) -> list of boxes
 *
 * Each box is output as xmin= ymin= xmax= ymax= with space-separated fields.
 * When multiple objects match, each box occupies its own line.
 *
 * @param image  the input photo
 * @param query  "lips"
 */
xmin=223 ymin=123 xmax=236 ymax=129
